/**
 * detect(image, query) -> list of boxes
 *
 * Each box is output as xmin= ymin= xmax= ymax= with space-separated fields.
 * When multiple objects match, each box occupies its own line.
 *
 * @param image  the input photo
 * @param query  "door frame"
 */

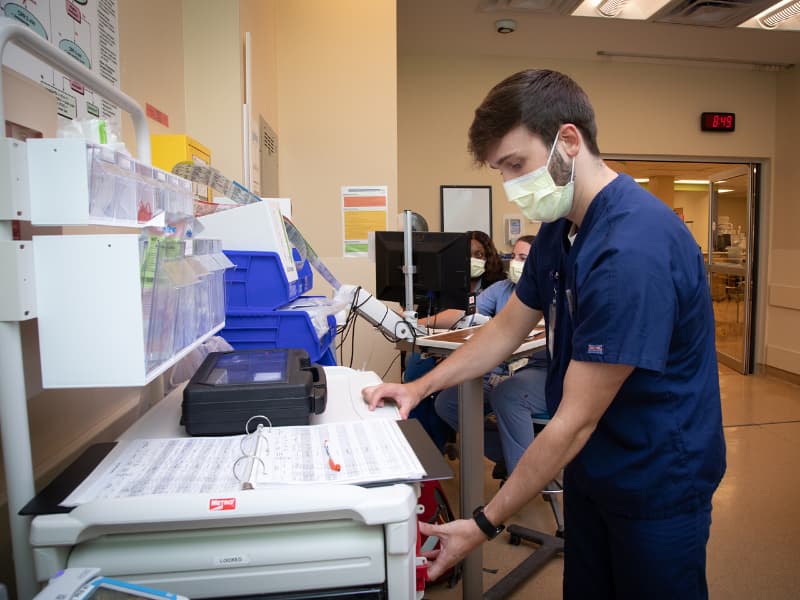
xmin=708 ymin=165 xmax=759 ymax=373
xmin=603 ymin=154 xmax=766 ymax=374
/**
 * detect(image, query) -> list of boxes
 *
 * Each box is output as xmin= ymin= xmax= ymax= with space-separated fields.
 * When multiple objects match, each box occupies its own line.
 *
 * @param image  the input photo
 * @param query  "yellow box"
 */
xmin=151 ymin=134 xmax=212 ymax=202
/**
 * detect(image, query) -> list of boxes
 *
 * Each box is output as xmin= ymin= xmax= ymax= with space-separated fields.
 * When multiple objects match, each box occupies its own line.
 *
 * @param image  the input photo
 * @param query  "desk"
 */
xmin=399 ymin=326 xmax=545 ymax=600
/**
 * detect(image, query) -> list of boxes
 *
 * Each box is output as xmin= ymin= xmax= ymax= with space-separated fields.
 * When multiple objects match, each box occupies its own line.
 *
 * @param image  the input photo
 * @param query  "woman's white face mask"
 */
xmin=470 ymin=257 xmax=486 ymax=279
xmin=508 ymin=259 xmax=525 ymax=284
xmin=503 ymin=131 xmax=575 ymax=223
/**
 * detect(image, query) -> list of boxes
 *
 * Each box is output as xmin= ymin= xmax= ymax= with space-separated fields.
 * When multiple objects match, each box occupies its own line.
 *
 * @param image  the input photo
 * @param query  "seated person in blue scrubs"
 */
xmin=433 ymin=235 xmax=546 ymax=478
xmin=404 ymin=230 xmax=506 ymax=451
xmin=365 ymin=69 xmax=726 ymax=599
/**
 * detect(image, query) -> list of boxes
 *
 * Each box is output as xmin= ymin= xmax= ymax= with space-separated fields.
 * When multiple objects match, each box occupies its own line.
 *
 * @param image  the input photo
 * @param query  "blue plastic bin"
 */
xmin=220 ymin=304 xmax=337 ymax=365
xmin=223 ymin=249 xmax=313 ymax=312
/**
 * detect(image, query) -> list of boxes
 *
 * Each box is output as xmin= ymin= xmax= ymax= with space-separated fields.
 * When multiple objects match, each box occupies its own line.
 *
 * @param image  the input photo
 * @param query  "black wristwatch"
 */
xmin=472 ymin=505 xmax=505 ymax=540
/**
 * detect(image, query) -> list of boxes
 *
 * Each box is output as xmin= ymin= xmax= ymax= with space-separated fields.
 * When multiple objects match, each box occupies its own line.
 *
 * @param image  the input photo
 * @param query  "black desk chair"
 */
xmin=484 ymin=411 xmax=565 ymax=600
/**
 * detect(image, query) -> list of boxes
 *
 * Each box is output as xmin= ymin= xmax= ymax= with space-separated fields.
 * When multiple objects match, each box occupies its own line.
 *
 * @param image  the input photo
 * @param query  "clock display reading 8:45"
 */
xmin=700 ymin=112 xmax=735 ymax=132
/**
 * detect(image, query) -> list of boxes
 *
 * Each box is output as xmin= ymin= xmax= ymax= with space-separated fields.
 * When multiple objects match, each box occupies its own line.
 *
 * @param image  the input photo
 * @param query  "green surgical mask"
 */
xmin=503 ymin=131 xmax=575 ymax=223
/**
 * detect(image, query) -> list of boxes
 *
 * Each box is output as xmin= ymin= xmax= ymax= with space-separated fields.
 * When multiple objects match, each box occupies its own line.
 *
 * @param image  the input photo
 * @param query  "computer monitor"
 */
xmin=715 ymin=233 xmax=732 ymax=251
xmin=374 ymin=231 xmax=471 ymax=313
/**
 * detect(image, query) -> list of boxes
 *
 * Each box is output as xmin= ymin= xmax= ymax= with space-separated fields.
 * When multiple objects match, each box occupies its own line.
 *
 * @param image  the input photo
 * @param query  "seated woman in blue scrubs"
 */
xmin=404 ymin=230 xmax=506 ymax=451
xmin=433 ymin=235 xmax=546 ymax=478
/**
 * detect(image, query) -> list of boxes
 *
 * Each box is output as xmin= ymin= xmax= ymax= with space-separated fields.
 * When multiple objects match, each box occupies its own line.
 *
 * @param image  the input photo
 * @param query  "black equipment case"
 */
xmin=181 ymin=348 xmax=327 ymax=435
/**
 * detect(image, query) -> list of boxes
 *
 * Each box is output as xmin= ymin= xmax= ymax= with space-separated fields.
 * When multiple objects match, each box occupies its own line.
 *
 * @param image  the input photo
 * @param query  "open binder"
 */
xmin=60 ymin=418 xmax=427 ymax=507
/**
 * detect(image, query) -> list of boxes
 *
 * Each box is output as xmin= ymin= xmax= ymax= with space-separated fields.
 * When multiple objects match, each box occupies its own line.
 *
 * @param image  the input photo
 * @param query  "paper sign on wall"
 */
xmin=342 ymin=186 xmax=388 ymax=257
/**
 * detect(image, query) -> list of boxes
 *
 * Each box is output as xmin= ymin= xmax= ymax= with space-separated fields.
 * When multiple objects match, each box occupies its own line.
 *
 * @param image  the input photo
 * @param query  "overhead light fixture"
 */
xmin=595 ymin=0 xmax=629 ymax=17
xmin=675 ymin=179 xmax=710 ymax=185
xmin=572 ymin=0 xmax=668 ymax=20
xmin=718 ymin=188 xmax=734 ymax=193
xmin=634 ymin=178 xmax=650 ymax=183
xmin=758 ymin=0 xmax=800 ymax=29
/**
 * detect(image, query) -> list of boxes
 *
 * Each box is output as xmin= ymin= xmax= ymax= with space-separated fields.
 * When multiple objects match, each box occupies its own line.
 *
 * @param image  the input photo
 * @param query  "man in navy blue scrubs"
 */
xmin=364 ymin=69 xmax=726 ymax=599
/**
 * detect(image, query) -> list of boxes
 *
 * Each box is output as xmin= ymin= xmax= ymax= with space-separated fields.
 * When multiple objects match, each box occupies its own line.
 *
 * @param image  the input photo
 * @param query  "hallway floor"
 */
xmin=423 ymin=364 xmax=800 ymax=599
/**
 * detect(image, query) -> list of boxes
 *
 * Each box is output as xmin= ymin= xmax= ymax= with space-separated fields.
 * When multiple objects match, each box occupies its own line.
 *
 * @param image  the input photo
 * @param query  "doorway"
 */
xmin=605 ymin=159 xmax=759 ymax=374
xmin=707 ymin=166 xmax=758 ymax=373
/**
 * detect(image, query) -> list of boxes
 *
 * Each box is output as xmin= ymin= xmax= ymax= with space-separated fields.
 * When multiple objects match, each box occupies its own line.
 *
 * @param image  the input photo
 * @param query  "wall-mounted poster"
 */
xmin=342 ymin=185 xmax=388 ymax=257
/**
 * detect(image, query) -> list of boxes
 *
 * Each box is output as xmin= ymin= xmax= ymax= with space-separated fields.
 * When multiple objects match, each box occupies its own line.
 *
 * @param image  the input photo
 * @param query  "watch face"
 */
xmin=473 ymin=505 xmax=504 ymax=538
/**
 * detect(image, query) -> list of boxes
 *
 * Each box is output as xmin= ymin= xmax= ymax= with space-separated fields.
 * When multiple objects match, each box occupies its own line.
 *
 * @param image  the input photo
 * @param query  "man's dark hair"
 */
xmin=468 ymin=69 xmax=600 ymax=164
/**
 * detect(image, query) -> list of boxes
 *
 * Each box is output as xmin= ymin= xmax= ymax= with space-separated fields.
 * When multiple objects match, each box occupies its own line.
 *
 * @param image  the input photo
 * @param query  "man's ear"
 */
xmin=558 ymin=123 xmax=581 ymax=158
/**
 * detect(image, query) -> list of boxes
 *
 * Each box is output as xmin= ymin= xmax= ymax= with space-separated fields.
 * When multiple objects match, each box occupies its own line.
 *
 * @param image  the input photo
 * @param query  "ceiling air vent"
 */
xmin=650 ymin=0 xmax=778 ymax=27
xmin=477 ymin=0 xmax=584 ymax=16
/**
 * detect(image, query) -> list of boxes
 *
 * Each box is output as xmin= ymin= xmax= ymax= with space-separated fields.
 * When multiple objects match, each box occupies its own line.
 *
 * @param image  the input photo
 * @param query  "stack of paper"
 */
xmin=62 ymin=419 xmax=425 ymax=507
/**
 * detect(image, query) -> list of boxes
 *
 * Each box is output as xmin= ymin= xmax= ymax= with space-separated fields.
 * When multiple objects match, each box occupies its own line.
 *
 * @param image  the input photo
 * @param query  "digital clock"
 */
xmin=701 ymin=112 xmax=735 ymax=132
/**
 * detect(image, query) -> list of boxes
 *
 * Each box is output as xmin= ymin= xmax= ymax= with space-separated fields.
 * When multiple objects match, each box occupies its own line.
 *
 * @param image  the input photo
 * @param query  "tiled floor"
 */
xmin=423 ymin=365 xmax=800 ymax=599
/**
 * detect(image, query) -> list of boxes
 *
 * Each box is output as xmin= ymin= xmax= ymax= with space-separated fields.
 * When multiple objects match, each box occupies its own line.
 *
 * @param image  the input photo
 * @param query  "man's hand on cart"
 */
xmin=362 ymin=381 xmax=423 ymax=419
xmin=418 ymin=519 xmax=485 ymax=582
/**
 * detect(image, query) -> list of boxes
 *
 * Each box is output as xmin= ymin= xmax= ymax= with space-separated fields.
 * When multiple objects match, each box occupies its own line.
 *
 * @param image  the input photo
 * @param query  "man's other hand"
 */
xmin=418 ymin=518 xmax=486 ymax=582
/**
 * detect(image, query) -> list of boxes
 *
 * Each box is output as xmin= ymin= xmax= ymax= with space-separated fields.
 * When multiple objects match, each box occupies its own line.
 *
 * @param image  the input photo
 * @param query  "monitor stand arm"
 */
xmin=401 ymin=209 xmax=416 ymax=316
xmin=335 ymin=211 xmax=425 ymax=342
xmin=334 ymin=284 xmax=426 ymax=342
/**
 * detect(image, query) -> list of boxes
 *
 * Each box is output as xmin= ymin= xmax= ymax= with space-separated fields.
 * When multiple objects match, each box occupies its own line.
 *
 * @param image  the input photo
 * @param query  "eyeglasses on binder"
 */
xmin=232 ymin=414 xmax=272 ymax=488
